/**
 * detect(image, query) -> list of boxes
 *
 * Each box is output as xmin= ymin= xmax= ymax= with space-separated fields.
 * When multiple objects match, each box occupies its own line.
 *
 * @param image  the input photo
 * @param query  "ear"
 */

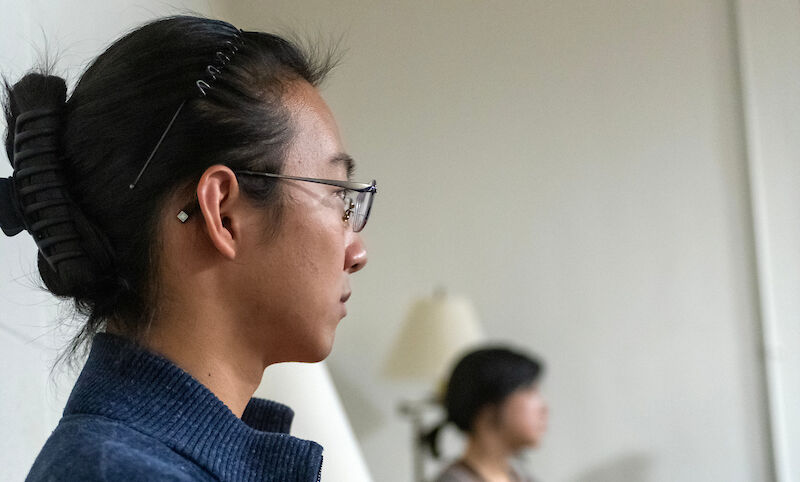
xmin=196 ymin=165 xmax=242 ymax=260
xmin=474 ymin=403 xmax=502 ymax=432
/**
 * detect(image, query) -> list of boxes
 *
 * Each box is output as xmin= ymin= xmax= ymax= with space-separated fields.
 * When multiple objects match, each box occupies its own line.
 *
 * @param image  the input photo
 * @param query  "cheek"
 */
xmin=241 ymin=210 xmax=342 ymax=310
xmin=230 ymin=201 xmax=348 ymax=363
xmin=279 ymin=200 xmax=344 ymax=272
xmin=530 ymin=399 xmax=547 ymax=428
xmin=296 ymin=221 xmax=346 ymax=288
xmin=277 ymin=206 xmax=348 ymax=323
xmin=502 ymin=394 xmax=547 ymax=441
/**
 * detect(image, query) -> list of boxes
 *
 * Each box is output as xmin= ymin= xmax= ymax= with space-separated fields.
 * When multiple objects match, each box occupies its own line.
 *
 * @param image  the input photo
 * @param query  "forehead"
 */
xmin=281 ymin=81 xmax=350 ymax=178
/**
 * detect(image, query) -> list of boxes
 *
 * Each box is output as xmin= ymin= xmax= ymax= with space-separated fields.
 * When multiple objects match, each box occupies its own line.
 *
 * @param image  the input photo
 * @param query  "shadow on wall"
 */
xmin=570 ymin=453 xmax=652 ymax=482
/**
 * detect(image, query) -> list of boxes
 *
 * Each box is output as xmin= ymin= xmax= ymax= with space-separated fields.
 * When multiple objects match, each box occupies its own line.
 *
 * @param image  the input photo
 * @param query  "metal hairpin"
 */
xmin=195 ymin=81 xmax=211 ymax=97
xmin=128 ymin=100 xmax=188 ymax=189
xmin=129 ymin=30 xmax=244 ymax=190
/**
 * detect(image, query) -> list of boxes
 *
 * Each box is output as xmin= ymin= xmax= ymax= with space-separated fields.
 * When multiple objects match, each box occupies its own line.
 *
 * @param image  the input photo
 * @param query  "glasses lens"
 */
xmin=351 ymin=189 xmax=373 ymax=232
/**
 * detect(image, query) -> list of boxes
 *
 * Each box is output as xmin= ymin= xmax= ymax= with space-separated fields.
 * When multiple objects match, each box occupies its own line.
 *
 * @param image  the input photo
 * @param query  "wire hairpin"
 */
xmin=215 ymin=52 xmax=231 ymax=64
xmin=129 ymin=29 xmax=245 ymax=190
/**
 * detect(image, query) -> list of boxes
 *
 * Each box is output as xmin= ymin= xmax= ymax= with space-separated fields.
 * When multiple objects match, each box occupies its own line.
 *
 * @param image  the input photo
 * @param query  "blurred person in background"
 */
xmin=424 ymin=347 xmax=548 ymax=482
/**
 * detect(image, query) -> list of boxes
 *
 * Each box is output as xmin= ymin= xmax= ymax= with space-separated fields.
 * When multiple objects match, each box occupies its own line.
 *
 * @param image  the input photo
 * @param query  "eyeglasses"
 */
xmin=234 ymin=170 xmax=377 ymax=232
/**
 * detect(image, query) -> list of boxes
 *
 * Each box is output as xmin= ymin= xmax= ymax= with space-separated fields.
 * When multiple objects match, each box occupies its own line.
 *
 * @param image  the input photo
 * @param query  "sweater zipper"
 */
xmin=317 ymin=455 xmax=323 ymax=482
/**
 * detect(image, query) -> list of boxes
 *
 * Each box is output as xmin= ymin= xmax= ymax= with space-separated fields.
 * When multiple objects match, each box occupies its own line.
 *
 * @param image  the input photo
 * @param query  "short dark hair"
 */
xmin=2 ymin=16 xmax=337 ymax=357
xmin=444 ymin=346 xmax=543 ymax=432
xmin=423 ymin=346 xmax=543 ymax=457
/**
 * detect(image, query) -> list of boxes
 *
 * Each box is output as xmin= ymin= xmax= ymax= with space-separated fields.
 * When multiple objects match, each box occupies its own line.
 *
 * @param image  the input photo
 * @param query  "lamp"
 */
xmin=383 ymin=289 xmax=485 ymax=482
xmin=254 ymin=361 xmax=372 ymax=482
xmin=384 ymin=289 xmax=484 ymax=383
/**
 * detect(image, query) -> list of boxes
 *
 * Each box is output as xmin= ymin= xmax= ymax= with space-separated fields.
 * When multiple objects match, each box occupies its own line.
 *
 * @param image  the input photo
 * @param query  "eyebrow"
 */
xmin=330 ymin=153 xmax=355 ymax=179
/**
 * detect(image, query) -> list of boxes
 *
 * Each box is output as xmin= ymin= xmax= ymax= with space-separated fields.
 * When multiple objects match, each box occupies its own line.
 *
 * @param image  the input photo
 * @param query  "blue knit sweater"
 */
xmin=27 ymin=333 xmax=323 ymax=481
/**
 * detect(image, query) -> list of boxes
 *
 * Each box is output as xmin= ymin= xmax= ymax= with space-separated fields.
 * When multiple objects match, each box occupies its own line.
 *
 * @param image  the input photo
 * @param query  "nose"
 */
xmin=345 ymin=232 xmax=368 ymax=273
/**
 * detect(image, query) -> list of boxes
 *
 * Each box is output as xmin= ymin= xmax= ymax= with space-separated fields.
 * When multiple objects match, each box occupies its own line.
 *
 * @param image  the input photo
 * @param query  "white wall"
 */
xmin=223 ymin=1 xmax=775 ymax=481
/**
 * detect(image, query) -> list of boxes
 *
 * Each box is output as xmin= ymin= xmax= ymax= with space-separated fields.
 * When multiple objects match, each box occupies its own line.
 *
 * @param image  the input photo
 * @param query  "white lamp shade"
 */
xmin=383 ymin=292 xmax=484 ymax=383
xmin=254 ymin=362 xmax=372 ymax=482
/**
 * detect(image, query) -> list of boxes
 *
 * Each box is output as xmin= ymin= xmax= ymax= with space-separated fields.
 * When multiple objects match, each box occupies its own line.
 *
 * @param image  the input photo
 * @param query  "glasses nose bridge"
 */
xmin=342 ymin=198 xmax=356 ymax=226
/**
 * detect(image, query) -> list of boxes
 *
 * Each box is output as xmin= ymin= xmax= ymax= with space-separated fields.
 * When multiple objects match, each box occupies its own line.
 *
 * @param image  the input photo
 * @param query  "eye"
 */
xmin=334 ymin=188 xmax=350 ymax=204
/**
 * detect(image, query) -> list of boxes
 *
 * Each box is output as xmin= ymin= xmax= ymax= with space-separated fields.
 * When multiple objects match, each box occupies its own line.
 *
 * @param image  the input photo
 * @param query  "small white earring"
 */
xmin=177 ymin=211 xmax=189 ymax=223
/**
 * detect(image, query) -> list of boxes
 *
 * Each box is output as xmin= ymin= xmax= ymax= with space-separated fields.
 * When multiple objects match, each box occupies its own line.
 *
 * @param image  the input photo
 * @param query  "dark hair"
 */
xmin=423 ymin=346 xmax=543 ymax=457
xmin=2 ymin=16 xmax=337 ymax=358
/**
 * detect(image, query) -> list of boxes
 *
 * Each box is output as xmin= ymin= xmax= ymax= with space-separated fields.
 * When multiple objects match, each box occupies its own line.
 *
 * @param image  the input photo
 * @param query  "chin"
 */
xmin=526 ymin=433 xmax=545 ymax=448
xmin=295 ymin=334 xmax=336 ymax=363
xmin=511 ymin=433 xmax=543 ymax=451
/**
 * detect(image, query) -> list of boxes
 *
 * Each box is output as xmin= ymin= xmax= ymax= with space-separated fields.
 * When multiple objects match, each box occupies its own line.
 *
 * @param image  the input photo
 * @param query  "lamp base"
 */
xmin=398 ymin=397 xmax=441 ymax=482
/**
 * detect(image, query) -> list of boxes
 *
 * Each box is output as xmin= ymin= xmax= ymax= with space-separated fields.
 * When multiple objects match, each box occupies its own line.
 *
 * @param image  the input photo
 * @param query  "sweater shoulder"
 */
xmin=26 ymin=414 xmax=215 ymax=482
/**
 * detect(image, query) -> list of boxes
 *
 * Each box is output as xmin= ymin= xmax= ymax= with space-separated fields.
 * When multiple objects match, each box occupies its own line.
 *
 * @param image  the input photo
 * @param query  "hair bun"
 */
xmin=5 ymin=73 xmax=115 ymax=300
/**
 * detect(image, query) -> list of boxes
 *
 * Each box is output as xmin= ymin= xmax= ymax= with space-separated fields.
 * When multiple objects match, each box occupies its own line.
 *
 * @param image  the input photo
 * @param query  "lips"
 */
xmin=340 ymin=292 xmax=351 ymax=303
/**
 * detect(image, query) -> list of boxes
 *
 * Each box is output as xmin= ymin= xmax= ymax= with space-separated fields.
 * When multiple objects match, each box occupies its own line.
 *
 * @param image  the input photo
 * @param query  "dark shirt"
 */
xmin=27 ymin=333 xmax=323 ymax=481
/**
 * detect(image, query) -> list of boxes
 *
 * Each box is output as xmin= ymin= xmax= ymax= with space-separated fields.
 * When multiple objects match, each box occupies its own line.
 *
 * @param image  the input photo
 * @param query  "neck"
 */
xmin=136 ymin=301 xmax=266 ymax=418
xmin=462 ymin=432 xmax=516 ymax=482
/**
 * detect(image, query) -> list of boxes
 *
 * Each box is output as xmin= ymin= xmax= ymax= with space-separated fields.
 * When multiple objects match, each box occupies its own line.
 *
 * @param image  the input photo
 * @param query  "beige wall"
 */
xmin=224 ymin=1 xmax=772 ymax=481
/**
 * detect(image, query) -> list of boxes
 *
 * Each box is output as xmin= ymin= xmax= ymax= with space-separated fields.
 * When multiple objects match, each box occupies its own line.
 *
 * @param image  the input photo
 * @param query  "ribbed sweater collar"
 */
xmin=64 ymin=333 xmax=323 ymax=482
